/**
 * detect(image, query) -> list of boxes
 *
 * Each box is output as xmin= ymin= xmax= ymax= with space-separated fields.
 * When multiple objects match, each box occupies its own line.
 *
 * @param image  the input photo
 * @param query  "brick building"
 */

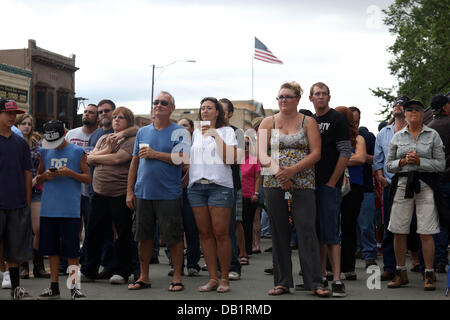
xmin=0 ymin=39 xmax=78 ymax=131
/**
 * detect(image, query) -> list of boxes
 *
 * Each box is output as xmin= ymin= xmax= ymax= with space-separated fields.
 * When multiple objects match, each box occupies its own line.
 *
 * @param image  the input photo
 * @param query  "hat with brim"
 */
xmin=403 ymin=100 xmax=425 ymax=110
xmin=0 ymin=99 xmax=25 ymax=114
xmin=42 ymin=120 xmax=65 ymax=149
xmin=251 ymin=116 xmax=264 ymax=129
xmin=430 ymin=94 xmax=449 ymax=111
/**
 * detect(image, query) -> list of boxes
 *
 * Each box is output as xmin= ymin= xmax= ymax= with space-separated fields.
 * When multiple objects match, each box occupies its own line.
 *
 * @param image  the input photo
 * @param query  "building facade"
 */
xmin=0 ymin=39 xmax=78 ymax=131
xmin=0 ymin=63 xmax=32 ymax=113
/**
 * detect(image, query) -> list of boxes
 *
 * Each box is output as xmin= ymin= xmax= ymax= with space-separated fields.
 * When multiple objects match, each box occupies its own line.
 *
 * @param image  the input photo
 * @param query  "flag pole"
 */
xmin=252 ymin=37 xmax=254 ymax=103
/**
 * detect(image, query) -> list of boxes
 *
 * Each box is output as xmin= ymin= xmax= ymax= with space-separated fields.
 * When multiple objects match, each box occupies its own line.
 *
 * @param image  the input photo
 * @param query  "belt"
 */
xmin=197 ymin=178 xmax=213 ymax=185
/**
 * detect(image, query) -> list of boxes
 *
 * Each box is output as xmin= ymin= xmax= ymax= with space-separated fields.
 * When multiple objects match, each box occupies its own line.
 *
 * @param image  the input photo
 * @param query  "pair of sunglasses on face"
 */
xmin=153 ymin=100 xmax=170 ymax=106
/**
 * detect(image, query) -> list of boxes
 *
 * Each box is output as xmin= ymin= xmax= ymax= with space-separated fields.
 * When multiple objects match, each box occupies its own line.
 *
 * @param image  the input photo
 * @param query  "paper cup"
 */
xmin=139 ymin=143 xmax=149 ymax=149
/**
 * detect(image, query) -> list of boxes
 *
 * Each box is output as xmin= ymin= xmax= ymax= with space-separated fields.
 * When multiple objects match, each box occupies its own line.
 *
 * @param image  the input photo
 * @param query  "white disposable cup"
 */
xmin=139 ymin=143 xmax=149 ymax=149
xmin=200 ymin=121 xmax=211 ymax=127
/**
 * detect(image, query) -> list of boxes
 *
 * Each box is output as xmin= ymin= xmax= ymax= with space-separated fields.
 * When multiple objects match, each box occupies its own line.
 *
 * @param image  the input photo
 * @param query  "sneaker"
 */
xmin=344 ymin=271 xmax=357 ymax=281
xmin=80 ymin=273 xmax=96 ymax=283
xmin=201 ymin=264 xmax=208 ymax=271
xmin=228 ymin=271 xmax=240 ymax=280
xmin=71 ymin=288 xmax=88 ymax=300
xmin=187 ymin=268 xmax=199 ymax=277
xmin=109 ymin=274 xmax=127 ymax=284
xmin=1 ymin=271 xmax=11 ymax=289
xmin=97 ymin=270 xmax=113 ymax=280
xmin=331 ymin=281 xmax=346 ymax=297
xmin=264 ymin=267 xmax=273 ymax=275
xmin=424 ymin=271 xmax=436 ymax=291
xmin=436 ymin=262 xmax=447 ymax=274
xmin=365 ymin=260 xmax=378 ymax=269
xmin=38 ymin=288 xmax=60 ymax=300
xmin=387 ymin=269 xmax=409 ymax=288
xmin=11 ymin=286 xmax=33 ymax=300
xmin=168 ymin=268 xmax=185 ymax=276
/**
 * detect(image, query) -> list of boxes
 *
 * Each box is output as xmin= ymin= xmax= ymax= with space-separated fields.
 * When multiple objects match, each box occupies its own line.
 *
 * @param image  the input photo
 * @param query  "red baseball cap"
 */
xmin=0 ymin=98 xmax=25 ymax=114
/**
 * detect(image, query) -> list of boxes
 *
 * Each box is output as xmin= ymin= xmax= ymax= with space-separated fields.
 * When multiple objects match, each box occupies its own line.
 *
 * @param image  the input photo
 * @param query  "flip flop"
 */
xmin=239 ymin=257 xmax=249 ymax=265
xmin=128 ymin=280 xmax=151 ymax=290
xmin=268 ymin=286 xmax=289 ymax=296
xmin=169 ymin=282 xmax=184 ymax=292
xmin=312 ymin=287 xmax=331 ymax=298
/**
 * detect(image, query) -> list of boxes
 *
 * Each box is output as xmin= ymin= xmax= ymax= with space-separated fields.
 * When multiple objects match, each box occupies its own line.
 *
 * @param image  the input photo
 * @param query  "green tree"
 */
xmin=371 ymin=0 xmax=450 ymax=122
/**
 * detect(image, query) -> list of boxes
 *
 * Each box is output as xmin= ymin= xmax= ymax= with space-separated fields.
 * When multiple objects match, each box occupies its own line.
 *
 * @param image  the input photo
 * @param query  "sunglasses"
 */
xmin=405 ymin=107 xmax=423 ymax=112
xmin=276 ymin=95 xmax=298 ymax=101
xmin=98 ymin=109 xmax=112 ymax=114
xmin=153 ymin=100 xmax=170 ymax=106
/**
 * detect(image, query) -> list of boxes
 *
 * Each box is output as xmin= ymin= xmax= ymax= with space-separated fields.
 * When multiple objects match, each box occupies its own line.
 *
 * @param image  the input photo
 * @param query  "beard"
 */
xmin=100 ymin=117 xmax=112 ymax=127
xmin=82 ymin=119 xmax=96 ymax=127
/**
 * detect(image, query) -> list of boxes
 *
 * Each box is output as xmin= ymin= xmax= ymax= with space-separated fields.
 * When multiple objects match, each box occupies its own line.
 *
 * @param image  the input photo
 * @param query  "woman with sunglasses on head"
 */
xmin=385 ymin=100 xmax=445 ymax=291
xmin=257 ymin=81 xmax=329 ymax=297
xmin=187 ymin=97 xmax=238 ymax=293
xmin=334 ymin=106 xmax=366 ymax=281
xmin=14 ymin=114 xmax=50 ymax=280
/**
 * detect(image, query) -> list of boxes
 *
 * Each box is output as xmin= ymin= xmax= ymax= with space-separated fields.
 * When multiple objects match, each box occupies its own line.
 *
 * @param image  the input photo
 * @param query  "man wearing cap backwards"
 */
xmin=0 ymin=99 xmax=33 ymax=300
xmin=428 ymin=94 xmax=450 ymax=273
xmin=385 ymin=99 xmax=445 ymax=290
xmin=373 ymin=96 xmax=409 ymax=281
xmin=35 ymin=120 xmax=91 ymax=300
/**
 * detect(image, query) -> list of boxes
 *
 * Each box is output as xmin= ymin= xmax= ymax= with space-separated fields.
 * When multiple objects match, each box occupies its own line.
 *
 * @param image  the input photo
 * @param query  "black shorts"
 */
xmin=39 ymin=217 xmax=81 ymax=258
xmin=0 ymin=207 xmax=32 ymax=262
xmin=134 ymin=198 xmax=183 ymax=245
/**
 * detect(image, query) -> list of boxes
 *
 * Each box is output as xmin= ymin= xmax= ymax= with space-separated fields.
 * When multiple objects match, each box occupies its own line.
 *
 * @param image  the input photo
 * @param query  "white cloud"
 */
xmin=2 ymin=0 xmax=397 ymax=133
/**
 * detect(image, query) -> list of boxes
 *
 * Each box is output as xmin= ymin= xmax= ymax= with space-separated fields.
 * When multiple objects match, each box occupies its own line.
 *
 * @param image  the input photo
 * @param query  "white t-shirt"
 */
xmin=65 ymin=126 xmax=93 ymax=196
xmin=189 ymin=126 xmax=237 ymax=189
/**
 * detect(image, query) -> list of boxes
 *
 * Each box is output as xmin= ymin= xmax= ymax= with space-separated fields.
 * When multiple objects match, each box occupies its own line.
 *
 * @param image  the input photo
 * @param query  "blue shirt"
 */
xmin=12 ymin=125 xmax=24 ymax=138
xmin=40 ymin=143 xmax=84 ymax=218
xmin=0 ymin=133 xmax=32 ymax=209
xmin=133 ymin=123 xmax=189 ymax=200
xmin=373 ymin=124 xmax=395 ymax=183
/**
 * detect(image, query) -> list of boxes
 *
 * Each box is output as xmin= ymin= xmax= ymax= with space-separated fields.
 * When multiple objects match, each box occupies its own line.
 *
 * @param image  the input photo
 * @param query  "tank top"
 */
xmin=263 ymin=115 xmax=315 ymax=189
xmin=348 ymin=148 xmax=364 ymax=186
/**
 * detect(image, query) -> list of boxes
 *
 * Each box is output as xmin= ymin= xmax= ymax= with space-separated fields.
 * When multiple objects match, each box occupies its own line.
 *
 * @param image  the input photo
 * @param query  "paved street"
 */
xmin=1 ymin=238 xmax=449 ymax=301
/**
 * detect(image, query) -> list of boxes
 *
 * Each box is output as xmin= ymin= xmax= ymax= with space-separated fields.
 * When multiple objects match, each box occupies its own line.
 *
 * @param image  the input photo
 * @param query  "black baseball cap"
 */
xmin=403 ymin=100 xmax=425 ymax=110
xmin=393 ymin=96 xmax=410 ymax=107
xmin=42 ymin=120 xmax=65 ymax=149
xmin=430 ymin=94 xmax=449 ymax=111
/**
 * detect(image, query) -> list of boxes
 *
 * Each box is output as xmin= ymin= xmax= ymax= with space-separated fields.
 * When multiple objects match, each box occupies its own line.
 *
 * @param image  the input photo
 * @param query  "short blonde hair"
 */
xmin=280 ymin=81 xmax=303 ymax=98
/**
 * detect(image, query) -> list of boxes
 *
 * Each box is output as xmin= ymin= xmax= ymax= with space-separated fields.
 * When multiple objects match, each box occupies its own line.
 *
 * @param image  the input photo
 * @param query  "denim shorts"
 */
xmin=188 ymin=183 xmax=234 ymax=208
xmin=315 ymin=184 xmax=342 ymax=245
xmin=39 ymin=217 xmax=81 ymax=258
xmin=31 ymin=189 xmax=42 ymax=203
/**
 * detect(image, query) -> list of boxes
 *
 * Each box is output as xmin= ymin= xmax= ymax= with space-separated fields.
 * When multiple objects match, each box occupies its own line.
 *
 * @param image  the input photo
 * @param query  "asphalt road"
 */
xmin=1 ymin=238 xmax=449 ymax=302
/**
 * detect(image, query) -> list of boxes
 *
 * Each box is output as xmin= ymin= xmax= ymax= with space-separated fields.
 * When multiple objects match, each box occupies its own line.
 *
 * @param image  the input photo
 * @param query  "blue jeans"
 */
xmin=316 ymin=184 xmax=342 ymax=245
xmin=229 ymin=189 xmax=241 ymax=274
xmin=261 ymin=208 xmax=271 ymax=237
xmin=358 ymin=192 xmax=378 ymax=261
xmin=381 ymin=185 xmax=396 ymax=272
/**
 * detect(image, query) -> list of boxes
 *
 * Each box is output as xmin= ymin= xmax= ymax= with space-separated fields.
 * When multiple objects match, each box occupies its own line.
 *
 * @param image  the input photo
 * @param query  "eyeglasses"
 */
xmin=405 ymin=107 xmax=423 ymax=112
xmin=112 ymin=115 xmax=126 ymax=120
xmin=276 ymin=95 xmax=298 ymax=101
xmin=98 ymin=109 xmax=112 ymax=114
xmin=153 ymin=100 xmax=170 ymax=106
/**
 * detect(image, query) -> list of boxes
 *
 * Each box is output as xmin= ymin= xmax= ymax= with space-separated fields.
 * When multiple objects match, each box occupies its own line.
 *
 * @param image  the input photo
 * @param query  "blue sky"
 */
xmin=2 ymin=0 xmax=397 ymax=133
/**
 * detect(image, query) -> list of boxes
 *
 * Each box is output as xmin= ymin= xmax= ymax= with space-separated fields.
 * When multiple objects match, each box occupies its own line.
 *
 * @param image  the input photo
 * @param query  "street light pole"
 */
xmin=150 ymin=59 xmax=196 ymax=114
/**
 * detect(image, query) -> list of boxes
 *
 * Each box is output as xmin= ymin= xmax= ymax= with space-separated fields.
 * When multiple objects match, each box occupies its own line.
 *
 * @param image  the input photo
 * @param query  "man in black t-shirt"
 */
xmin=310 ymin=83 xmax=351 ymax=297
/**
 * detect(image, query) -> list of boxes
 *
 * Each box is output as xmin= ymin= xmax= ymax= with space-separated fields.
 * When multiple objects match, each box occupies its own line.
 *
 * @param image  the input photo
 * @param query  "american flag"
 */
xmin=254 ymin=37 xmax=283 ymax=64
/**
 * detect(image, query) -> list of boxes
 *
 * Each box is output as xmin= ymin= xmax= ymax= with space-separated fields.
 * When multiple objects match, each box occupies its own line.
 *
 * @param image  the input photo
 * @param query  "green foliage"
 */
xmin=371 ymin=0 xmax=450 ymax=122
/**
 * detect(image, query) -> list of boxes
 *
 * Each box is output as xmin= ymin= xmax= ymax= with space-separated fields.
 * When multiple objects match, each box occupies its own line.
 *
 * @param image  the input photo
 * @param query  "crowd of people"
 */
xmin=0 ymin=81 xmax=448 ymax=300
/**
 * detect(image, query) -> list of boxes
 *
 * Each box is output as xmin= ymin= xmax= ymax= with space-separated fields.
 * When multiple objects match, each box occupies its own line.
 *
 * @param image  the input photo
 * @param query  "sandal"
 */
xmin=198 ymin=279 xmax=219 ymax=292
xmin=268 ymin=286 xmax=289 ymax=296
xmin=169 ymin=282 xmax=184 ymax=292
xmin=216 ymin=279 xmax=230 ymax=293
xmin=312 ymin=287 xmax=331 ymax=298
xmin=239 ymin=256 xmax=249 ymax=265
xmin=128 ymin=280 xmax=151 ymax=290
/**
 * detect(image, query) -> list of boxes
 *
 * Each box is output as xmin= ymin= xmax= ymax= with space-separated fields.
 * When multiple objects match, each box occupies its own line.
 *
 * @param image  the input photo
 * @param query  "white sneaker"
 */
xmin=228 ymin=271 xmax=241 ymax=281
xmin=109 ymin=274 xmax=127 ymax=284
xmin=2 ymin=271 xmax=11 ymax=289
